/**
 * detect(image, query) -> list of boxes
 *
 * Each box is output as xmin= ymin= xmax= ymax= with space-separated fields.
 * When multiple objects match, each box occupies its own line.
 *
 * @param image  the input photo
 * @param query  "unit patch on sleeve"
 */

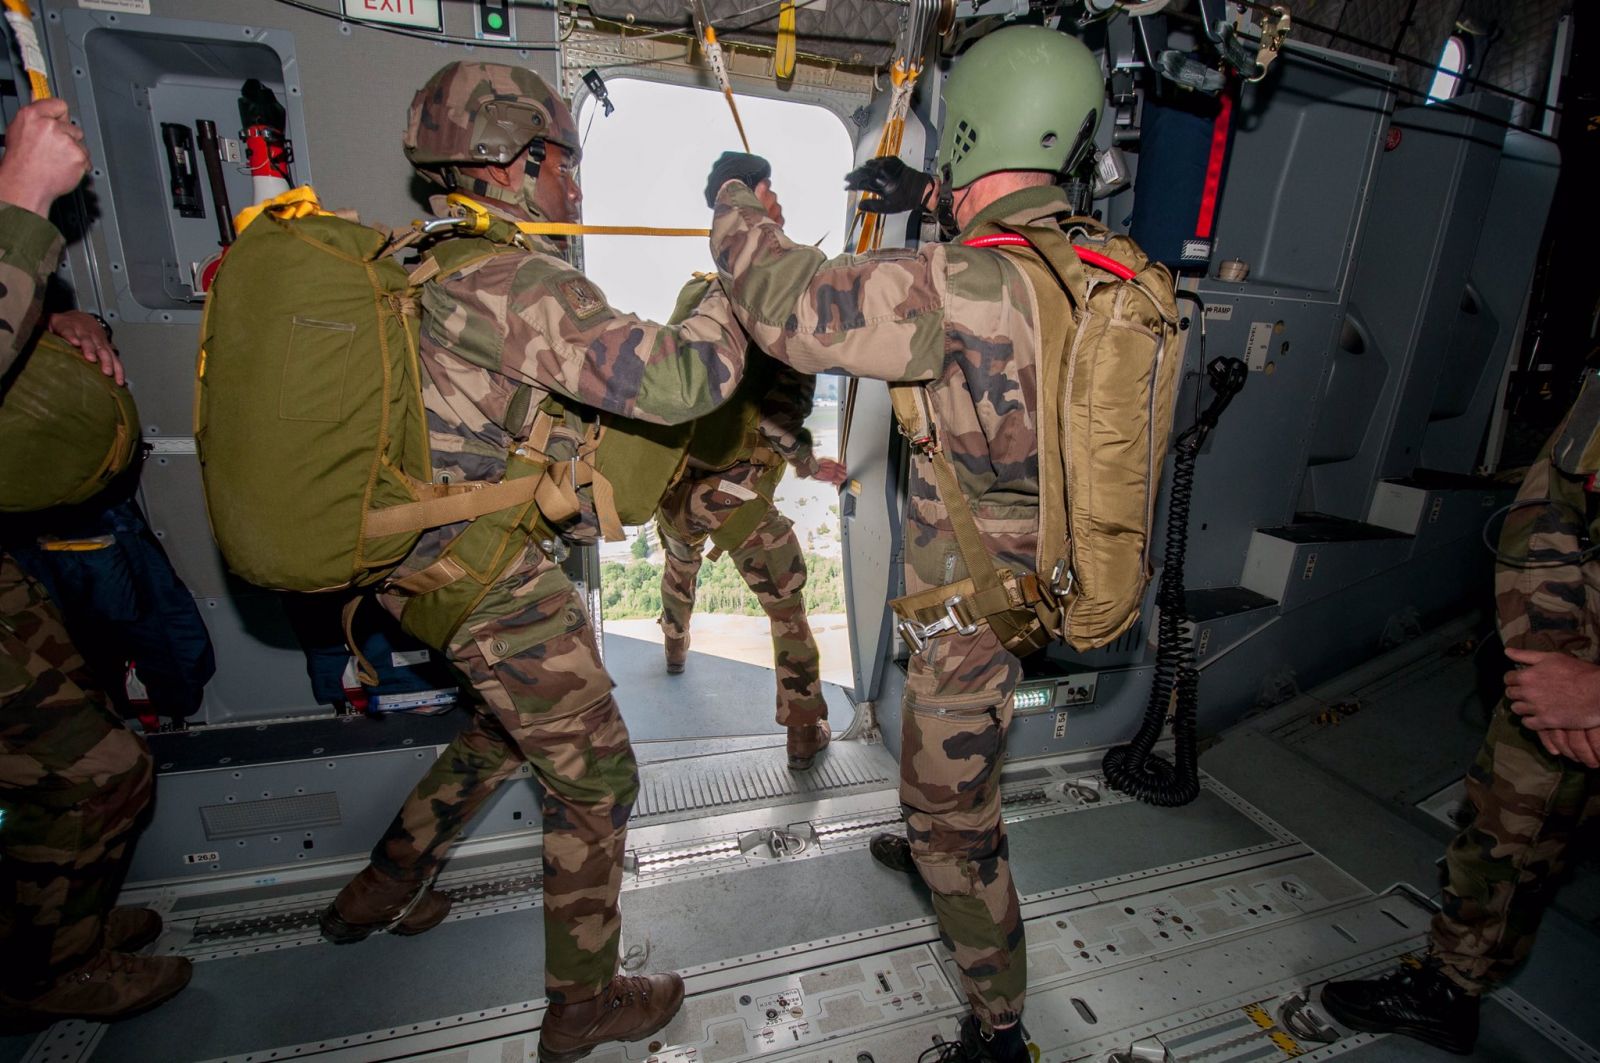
xmin=556 ymin=276 xmax=610 ymax=322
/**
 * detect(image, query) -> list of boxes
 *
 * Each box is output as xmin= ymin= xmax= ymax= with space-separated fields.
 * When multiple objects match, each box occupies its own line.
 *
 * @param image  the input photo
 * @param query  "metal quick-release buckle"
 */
xmin=897 ymin=595 xmax=979 ymax=654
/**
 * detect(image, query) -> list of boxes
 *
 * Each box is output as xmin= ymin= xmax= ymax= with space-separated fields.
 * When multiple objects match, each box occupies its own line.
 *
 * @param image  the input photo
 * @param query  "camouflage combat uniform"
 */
xmin=0 ymin=203 xmax=154 ymax=995
xmin=709 ymin=181 xmax=1072 ymax=1027
xmin=1430 ymin=412 xmax=1600 ymax=993
xmin=364 ymin=193 xmax=749 ymax=1005
xmin=656 ymin=282 xmax=827 ymax=729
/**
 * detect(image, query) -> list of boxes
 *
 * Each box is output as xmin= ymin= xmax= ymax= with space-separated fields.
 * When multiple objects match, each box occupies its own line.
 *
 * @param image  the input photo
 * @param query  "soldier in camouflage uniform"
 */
xmin=655 ymin=223 xmax=848 ymax=770
xmin=702 ymin=27 xmax=1110 ymax=1062
xmin=318 ymin=63 xmax=752 ymax=1063
xmin=0 ymin=99 xmax=192 ymax=1026
xmin=1322 ymin=382 xmax=1600 ymax=1055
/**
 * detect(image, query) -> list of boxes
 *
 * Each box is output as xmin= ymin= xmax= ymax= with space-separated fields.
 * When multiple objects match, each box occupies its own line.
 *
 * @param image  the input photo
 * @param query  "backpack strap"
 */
xmin=887 ymin=383 xmax=1056 ymax=656
xmin=991 ymin=223 xmax=1081 ymax=594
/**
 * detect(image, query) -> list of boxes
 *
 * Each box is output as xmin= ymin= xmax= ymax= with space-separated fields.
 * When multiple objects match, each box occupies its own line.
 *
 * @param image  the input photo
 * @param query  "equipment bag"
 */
xmin=891 ymin=216 xmax=1181 ymax=654
xmin=198 ymin=187 xmax=706 ymax=600
xmin=197 ymin=190 xmax=561 ymax=593
xmin=0 ymin=332 xmax=141 ymax=512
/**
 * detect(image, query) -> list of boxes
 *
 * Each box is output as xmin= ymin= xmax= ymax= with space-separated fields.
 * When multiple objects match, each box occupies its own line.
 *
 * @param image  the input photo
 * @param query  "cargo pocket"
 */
xmin=280 ymin=316 xmax=357 ymax=423
xmin=471 ymin=588 xmax=590 ymax=669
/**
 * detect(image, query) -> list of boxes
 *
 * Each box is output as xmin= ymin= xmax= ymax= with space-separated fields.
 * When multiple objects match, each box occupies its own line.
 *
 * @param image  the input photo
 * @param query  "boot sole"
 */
xmin=1321 ymin=1000 xmax=1475 ymax=1056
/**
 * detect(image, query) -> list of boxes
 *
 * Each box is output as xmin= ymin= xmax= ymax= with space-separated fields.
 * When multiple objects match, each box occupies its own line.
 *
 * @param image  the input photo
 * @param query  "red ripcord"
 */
xmin=961 ymin=233 xmax=1138 ymax=281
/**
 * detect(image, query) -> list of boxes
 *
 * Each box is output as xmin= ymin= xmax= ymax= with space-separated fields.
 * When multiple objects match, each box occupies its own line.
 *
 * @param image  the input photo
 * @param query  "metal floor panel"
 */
xmin=633 ymin=740 xmax=895 ymax=820
xmin=604 ymin=634 xmax=855 ymax=743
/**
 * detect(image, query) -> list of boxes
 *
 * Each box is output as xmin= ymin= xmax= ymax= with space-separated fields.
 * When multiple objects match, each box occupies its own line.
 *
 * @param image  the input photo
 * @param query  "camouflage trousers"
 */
xmin=657 ymin=469 xmax=826 ymax=727
xmin=0 ymin=556 xmax=152 ymax=995
xmin=375 ymin=547 xmax=639 ymax=1005
xmin=901 ymin=623 xmax=1026 ymax=1028
xmin=1431 ymin=698 xmax=1600 ymax=994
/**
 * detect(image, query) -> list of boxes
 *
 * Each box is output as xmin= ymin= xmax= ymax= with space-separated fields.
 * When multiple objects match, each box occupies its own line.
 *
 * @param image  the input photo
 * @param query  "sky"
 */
xmin=575 ymin=78 xmax=854 ymax=323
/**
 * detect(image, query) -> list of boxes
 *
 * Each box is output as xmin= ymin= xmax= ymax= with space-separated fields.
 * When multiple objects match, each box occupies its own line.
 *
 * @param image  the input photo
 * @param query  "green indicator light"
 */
xmin=487 ymin=11 xmax=505 ymax=29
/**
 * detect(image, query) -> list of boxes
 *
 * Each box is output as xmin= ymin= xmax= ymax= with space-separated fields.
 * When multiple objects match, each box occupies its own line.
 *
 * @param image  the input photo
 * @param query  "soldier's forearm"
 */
xmin=711 ymin=184 xmax=945 ymax=382
xmin=0 ymin=203 xmax=64 ymax=374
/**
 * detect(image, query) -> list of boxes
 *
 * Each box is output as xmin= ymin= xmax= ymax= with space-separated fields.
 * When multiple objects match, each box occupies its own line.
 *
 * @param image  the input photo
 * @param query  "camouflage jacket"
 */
xmin=0 ymin=202 xmax=64 ymax=376
xmin=672 ymin=275 xmax=819 ymax=478
xmin=712 ymin=182 xmax=1053 ymax=591
xmin=415 ymin=194 xmax=750 ymax=522
xmin=1496 ymin=400 xmax=1600 ymax=664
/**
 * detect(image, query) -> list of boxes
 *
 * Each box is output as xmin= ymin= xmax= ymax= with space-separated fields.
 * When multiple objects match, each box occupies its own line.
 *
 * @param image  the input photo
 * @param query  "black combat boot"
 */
xmin=920 ymin=1015 xmax=1030 ymax=1062
xmin=1320 ymin=960 xmax=1480 ymax=1055
xmin=869 ymin=832 xmax=918 ymax=875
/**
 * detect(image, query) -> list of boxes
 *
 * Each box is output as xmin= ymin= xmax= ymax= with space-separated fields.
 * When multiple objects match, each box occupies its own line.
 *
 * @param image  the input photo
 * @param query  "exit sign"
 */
xmin=341 ymin=0 xmax=443 ymax=30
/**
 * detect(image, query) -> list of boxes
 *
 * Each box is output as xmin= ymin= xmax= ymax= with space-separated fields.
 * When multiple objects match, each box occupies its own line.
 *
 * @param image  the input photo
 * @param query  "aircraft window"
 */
xmin=1427 ymin=35 xmax=1467 ymax=102
xmin=577 ymin=79 xmax=855 ymax=698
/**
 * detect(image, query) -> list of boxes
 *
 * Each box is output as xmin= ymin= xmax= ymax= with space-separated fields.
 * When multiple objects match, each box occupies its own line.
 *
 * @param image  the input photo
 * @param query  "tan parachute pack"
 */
xmin=0 ymin=331 xmax=141 ymax=512
xmin=890 ymin=216 xmax=1181 ymax=654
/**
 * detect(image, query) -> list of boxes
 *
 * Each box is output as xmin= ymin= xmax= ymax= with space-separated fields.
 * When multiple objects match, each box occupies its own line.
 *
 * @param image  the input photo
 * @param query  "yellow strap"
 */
xmin=2 ymin=0 xmax=49 ymax=101
xmin=235 ymin=185 xmax=331 ymax=235
xmin=514 ymin=222 xmax=711 ymax=238
xmin=775 ymin=1 xmax=797 ymax=80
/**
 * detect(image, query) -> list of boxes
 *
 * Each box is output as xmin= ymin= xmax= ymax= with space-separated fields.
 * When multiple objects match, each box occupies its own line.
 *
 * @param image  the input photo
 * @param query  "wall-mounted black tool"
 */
xmin=195 ymin=120 xmax=235 ymax=246
xmin=160 ymin=122 xmax=204 ymax=218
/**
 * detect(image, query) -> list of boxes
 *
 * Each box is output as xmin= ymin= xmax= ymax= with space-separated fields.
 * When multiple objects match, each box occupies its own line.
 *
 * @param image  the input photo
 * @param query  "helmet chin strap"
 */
xmin=936 ymin=164 xmax=961 ymax=240
xmin=455 ymin=139 xmax=548 ymax=217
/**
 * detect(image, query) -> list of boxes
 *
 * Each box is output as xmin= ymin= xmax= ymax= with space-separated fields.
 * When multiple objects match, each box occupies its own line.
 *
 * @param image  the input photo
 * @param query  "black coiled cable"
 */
xmin=1104 ymin=356 xmax=1247 ymax=807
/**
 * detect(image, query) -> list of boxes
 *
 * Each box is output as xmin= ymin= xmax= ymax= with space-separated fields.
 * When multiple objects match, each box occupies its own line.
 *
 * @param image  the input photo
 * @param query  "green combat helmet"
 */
xmin=403 ymin=61 xmax=581 ymax=188
xmin=936 ymin=26 xmax=1105 ymax=189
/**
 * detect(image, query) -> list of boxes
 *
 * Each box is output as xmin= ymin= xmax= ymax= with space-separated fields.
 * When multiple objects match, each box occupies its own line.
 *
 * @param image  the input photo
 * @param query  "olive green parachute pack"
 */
xmin=890 ymin=215 xmax=1181 ymax=656
xmin=0 ymin=331 xmax=141 ymax=512
xmin=655 ymin=273 xmax=787 ymax=556
xmin=196 ymin=190 xmax=694 ymax=615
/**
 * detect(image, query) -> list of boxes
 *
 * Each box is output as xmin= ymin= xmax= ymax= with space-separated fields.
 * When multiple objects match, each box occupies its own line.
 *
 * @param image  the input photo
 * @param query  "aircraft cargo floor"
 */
xmin=4 ymin=619 xmax=1599 ymax=1063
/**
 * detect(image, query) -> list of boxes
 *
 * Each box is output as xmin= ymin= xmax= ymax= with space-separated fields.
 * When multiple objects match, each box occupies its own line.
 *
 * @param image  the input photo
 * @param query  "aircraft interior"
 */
xmin=0 ymin=0 xmax=1597 ymax=1061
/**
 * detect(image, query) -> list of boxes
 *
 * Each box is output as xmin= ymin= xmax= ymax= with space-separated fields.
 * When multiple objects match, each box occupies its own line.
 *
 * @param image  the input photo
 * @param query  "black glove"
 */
xmin=844 ymin=157 xmax=933 ymax=214
xmin=704 ymin=151 xmax=772 ymax=208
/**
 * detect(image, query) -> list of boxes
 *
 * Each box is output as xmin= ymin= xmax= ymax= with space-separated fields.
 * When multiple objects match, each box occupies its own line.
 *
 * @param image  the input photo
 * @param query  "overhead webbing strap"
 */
xmin=691 ymin=0 xmax=752 ymax=150
xmin=849 ymin=57 xmax=922 ymax=254
xmin=440 ymin=193 xmax=710 ymax=240
xmin=2 ymin=0 xmax=50 ymax=101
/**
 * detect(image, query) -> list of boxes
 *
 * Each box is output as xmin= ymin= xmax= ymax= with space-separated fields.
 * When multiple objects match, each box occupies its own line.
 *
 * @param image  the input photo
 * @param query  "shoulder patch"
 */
xmin=556 ymin=276 xmax=610 ymax=322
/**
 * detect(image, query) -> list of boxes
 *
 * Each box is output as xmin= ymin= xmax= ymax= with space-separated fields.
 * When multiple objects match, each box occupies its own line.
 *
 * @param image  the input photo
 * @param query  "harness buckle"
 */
xmin=897 ymin=595 xmax=979 ymax=654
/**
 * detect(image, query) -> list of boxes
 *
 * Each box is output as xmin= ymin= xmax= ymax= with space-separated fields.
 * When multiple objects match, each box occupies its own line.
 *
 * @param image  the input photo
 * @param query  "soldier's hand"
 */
xmin=1505 ymin=647 xmax=1600 ymax=733
xmin=1538 ymin=727 xmax=1600 ymax=769
xmin=844 ymin=157 xmax=933 ymax=215
xmin=705 ymin=151 xmax=772 ymax=208
xmin=809 ymin=457 xmax=848 ymax=487
xmin=0 ymin=100 xmax=90 ymax=217
xmin=49 ymin=310 xmax=124 ymax=385
xmin=756 ymin=181 xmax=785 ymax=226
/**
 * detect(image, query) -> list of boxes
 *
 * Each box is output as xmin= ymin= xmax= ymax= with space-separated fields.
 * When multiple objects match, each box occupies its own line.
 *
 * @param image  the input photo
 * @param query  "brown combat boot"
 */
xmin=0 ymin=951 xmax=192 ymax=1029
xmin=787 ymin=720 xmax=831 ymax=771
xmin=319 ymin=865 xmax=452 ymax=944
xmin=538 ymin=973 xmax=685 ymax=1063
xmin=664 ymin=634 xmax=689 ymax=675
xmin=104 ymin=907 xmax=164 ymax=953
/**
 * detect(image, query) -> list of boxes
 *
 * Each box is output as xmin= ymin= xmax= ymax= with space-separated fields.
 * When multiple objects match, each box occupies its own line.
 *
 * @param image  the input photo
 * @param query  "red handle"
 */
xmin=962 ymin=233 xmax=1138 ymax=281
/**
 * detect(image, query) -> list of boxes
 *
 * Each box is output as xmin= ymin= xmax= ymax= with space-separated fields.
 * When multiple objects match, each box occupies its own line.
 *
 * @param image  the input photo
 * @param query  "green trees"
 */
xmin=600 ymin=553 xmax=845 ymax=620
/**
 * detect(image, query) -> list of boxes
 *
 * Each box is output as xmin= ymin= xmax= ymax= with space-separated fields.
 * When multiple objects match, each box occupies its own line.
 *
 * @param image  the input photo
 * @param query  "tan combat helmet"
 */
xmin=403 ymin=61 xmax=581 ymax=182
